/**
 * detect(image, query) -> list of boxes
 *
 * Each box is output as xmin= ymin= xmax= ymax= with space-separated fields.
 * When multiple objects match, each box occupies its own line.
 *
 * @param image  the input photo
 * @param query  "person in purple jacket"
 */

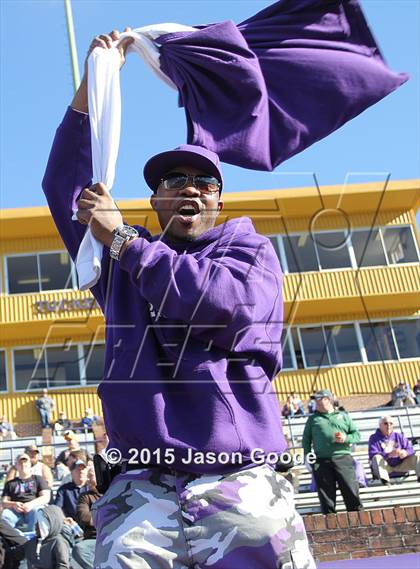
xmin=42 ymin=29 xmax=315 ymax=569
xmin=368 ymin=416 xmax=420 ymax=486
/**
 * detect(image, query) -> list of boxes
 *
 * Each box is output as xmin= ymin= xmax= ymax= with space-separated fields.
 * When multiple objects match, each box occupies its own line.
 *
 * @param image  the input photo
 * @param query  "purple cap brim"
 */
xmin=143 ymin=145 xmax=224 ymax=192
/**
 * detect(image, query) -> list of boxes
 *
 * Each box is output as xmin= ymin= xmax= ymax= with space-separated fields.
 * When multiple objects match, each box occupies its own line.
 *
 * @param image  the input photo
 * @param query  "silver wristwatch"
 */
xmin=110 ymin=225 xmax=139 ymax=261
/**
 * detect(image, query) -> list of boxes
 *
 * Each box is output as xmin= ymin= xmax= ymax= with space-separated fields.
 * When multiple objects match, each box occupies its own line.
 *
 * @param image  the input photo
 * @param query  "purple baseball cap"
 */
xmin=143 ymin=144 xmax=224 ymax=192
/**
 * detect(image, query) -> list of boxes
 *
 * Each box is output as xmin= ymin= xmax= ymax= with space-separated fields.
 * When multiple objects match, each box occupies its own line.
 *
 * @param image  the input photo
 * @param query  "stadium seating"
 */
xmin=283 ymin=406 xmax=420 ymax=449
xmin=282 ymin=406 xmax=420 ymax=514
xmin=291 ymin=449 xmax=419 ymax=514
xmin=1 ymin=407 xmax=418 ymax=514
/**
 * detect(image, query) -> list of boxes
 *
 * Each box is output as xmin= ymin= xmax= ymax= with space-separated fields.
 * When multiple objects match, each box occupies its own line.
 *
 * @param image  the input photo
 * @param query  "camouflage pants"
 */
xmin=91 ymin=463 xmax=315 ymax=569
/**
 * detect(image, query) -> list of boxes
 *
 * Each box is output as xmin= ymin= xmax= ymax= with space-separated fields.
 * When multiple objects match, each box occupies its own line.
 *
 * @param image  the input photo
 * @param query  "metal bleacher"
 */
xmin=283 ymin=405 xmax=420 ymax=450
xmin=292 ymin=450 xmax=419 ymax=515
xmin=0 ymin=430 xmax=96 ymax=470
xmin=282 ymin=406 xmax=420 ymax=515
xmin=1 ymin=407 xmax=419 ymax=513
xmin=51 ymin=431 xmax=96 ymax=459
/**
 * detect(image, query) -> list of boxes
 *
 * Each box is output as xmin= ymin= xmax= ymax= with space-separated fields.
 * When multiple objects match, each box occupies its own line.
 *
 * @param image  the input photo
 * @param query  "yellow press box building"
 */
xmin=1 ymin=179 xmax=419 ymax=431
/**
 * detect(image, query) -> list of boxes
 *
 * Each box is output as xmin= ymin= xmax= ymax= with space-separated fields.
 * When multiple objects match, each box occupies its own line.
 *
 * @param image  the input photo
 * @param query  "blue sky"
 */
xmin=0 ymin=0 xmax=419 ymax=211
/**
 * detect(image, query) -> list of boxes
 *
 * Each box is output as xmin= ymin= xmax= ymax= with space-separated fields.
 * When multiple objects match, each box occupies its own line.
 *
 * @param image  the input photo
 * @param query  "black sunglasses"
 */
xmin=160 ymin=172 xmax=221 ymax=194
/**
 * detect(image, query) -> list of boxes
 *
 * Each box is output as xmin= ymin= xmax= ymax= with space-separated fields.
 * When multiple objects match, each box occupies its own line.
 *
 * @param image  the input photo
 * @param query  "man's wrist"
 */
xmin=119 ymin=238 xmax=136 ymax=259
xmin=110 ymin=225 xmax=139 ymax=260
xmin=103 ymin=229 xmax=117 ymax=249
xmin=71 ymin=75 xmax=88 ymax=114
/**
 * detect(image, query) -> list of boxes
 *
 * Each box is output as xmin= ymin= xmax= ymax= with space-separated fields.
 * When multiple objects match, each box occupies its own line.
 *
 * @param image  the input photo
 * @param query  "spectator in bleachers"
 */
xmin=54 ymin=458 xmax=89 ymax=520
xmin=24 ymin=505 xmax=74 ymax=569
xmin=67 ymin=449 xmax=91 ymax=469
xmin=6 ymin=445 xmax=53 ymax=489
xmin=282 ymin=395 xmax=304 ymax=418
xmin=35 ymin=388 xmax=55 ymax=429
xmin=302 ymin=389 xmax=363 ymax=514
xmin=55 ymin=431 xmax=82 ymax=482
xmin=1 ymin=453 xmax=50 ymax=532
xmin=61 ymin=450 xmax=93 ymax=485
xmin=307 ymin=395 xmax=317 ymax=415
xmin=55 ymin=431 xmax=81 ymax=468
xmin=413 ymin=379 xmax=420 ymax=405
xmin=291 ymin=392 xmax=304 ymax=409
xmin=368 ymin=415 xmax=420 ymax=485
xmin=80 ymin=408 xmax=99 ymax=432
xmin=54 ymin=411 xmax=71 ymax=434
xmin=95 ymin=431 xmax=109 ymax=458
xmin=0 ymin=519 xmax=28 ymax=569
xmin=0 ymin=464 xmax=9 ymax=483
xmin=391 ymin=381 xmax=416 ymax=407
xmin=309 ymin=457 xmax=368 ymax=492
xmin=0 ymin=416 xmax=17 ymax=441
xmin=55 ymin=461 xmax=70 ymax=483
xmin=72 ymin=466 xmax=102 ymax=569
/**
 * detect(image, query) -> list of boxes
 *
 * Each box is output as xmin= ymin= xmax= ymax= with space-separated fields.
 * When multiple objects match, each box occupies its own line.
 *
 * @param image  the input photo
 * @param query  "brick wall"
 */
xmin=302 ymin=394 xmax=391 ymax=413
xmin=12 ymin=422 xmax=43 ymax=437
xmin=304 ymin=507 xmax=420 ymax=563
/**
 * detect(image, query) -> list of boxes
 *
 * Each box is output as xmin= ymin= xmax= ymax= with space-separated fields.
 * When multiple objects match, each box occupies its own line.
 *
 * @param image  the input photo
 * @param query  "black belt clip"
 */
xmin=93 ymin=453 xmax=121 ymax=494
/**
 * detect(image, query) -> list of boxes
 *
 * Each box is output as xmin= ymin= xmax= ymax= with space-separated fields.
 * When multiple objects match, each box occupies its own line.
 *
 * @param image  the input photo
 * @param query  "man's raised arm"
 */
xmin=42 ymin=29 xmax=133 ymax=257
xmin=42 ymin=29 xmax=133 ymax=308
xmin=42 ymin=103 xmax=92 ymax=261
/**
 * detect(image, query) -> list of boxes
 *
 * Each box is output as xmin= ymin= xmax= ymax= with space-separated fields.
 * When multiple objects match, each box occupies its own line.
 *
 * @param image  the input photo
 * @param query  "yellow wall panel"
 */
xmin=269 ymin=210 xmax=413 ymax=234
xmin=1 ymin=236 xmax=64 ymax=255
xmin=273 ymin=360 xmax=420 ymax=400
xmin=0 ymin=389 xmax=102 ymax=425
xmin=0 ymin=289 xmax=102 ymax=326
xmin=1 ymin=265 xmax=417 ymax=337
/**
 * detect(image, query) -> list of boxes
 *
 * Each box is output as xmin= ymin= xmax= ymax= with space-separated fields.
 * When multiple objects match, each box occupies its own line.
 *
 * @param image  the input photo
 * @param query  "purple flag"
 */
xmin=157 ymin=0 xmax=408 ymax=170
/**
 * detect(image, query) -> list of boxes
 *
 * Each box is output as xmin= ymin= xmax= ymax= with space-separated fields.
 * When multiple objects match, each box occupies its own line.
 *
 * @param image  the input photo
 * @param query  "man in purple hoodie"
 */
xmin=42 ymin=30 xmax=314 ymax=569
xmin=368 ymin=416 xmax=420 ymax=486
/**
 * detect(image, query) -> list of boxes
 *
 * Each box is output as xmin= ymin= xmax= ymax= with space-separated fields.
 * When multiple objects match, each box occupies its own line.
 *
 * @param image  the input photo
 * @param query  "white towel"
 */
xmin=73 ymin=23 xmax=196 ymax=291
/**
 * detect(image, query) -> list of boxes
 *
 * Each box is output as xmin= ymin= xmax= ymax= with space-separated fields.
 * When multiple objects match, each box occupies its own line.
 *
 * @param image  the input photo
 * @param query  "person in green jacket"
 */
xmin=302 ymin=389 xmax=363 ymax=514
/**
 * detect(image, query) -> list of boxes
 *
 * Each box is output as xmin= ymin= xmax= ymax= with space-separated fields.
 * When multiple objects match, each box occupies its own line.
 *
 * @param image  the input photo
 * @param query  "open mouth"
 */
xmin=175 ymin=201 xmax=201 ymax=224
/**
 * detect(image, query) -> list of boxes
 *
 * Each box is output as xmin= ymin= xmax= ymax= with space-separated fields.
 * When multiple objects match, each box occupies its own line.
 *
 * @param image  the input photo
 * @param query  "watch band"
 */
xmin=110 ymin=225 xmax=139 ymax=261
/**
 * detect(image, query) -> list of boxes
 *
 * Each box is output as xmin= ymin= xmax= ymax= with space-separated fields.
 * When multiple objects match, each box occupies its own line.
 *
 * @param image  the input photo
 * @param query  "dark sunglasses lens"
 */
xmin=162 ymin=174 xmax=220 ymax=192
xmin=195 ymin=176 xmax=220 ymax=191
xmin=164 ymin=175 xmax=188 ymax=190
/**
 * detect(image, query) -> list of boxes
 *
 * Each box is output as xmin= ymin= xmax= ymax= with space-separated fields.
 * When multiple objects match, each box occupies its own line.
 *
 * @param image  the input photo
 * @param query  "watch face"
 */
xmin=119 ymin=225 xmax=138 ymax=238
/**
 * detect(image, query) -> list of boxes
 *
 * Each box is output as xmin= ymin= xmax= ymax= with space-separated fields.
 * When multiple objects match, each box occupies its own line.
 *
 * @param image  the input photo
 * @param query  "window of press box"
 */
xmin=281 ymin=329 xmax=294 ymax=370
xmin=82 ymin=344 xmax=106 ymax=384
xmin=280 ymin=318 xmax=419 ymax=371
xmin=268 ymin=236 xmax=281 ymax=259
xmin=282 ymin=231 xmax=352 ymax=272
xmin=14 ymin=346 xmax=81 ymax=391
xmin=0 ymin=351 xmax=7 ymax=391
xmin=359 ymin=321 xmax=398 ymax=362
xmin=391 ymin=319 xmax=420 ymax=359
xmin=278 ymin=225 xmax=418 ymax=273
xmin=282 ymin=329 xmax=305 ymax=370
xmin=298 ymin=324 xmax=361 ymax=368
xmin=314 ymin=231 xmax=352 ymax=270
xmin=267 ymin=236 xmax=286 ymax=271
xmin=6 ymin=252 xmax=74 ymax=294
xmin=324 ymin=324 xmax=362 ymax=364
xmin=351 ymin=229 xmax=388 ymax=268
xmin=382 ymin=227 xmax=419 ymax=264
xmin=299 ymin=326 xmax=330 ymax=368
xmin=283 ymin=234 xmax=318 ymax=273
